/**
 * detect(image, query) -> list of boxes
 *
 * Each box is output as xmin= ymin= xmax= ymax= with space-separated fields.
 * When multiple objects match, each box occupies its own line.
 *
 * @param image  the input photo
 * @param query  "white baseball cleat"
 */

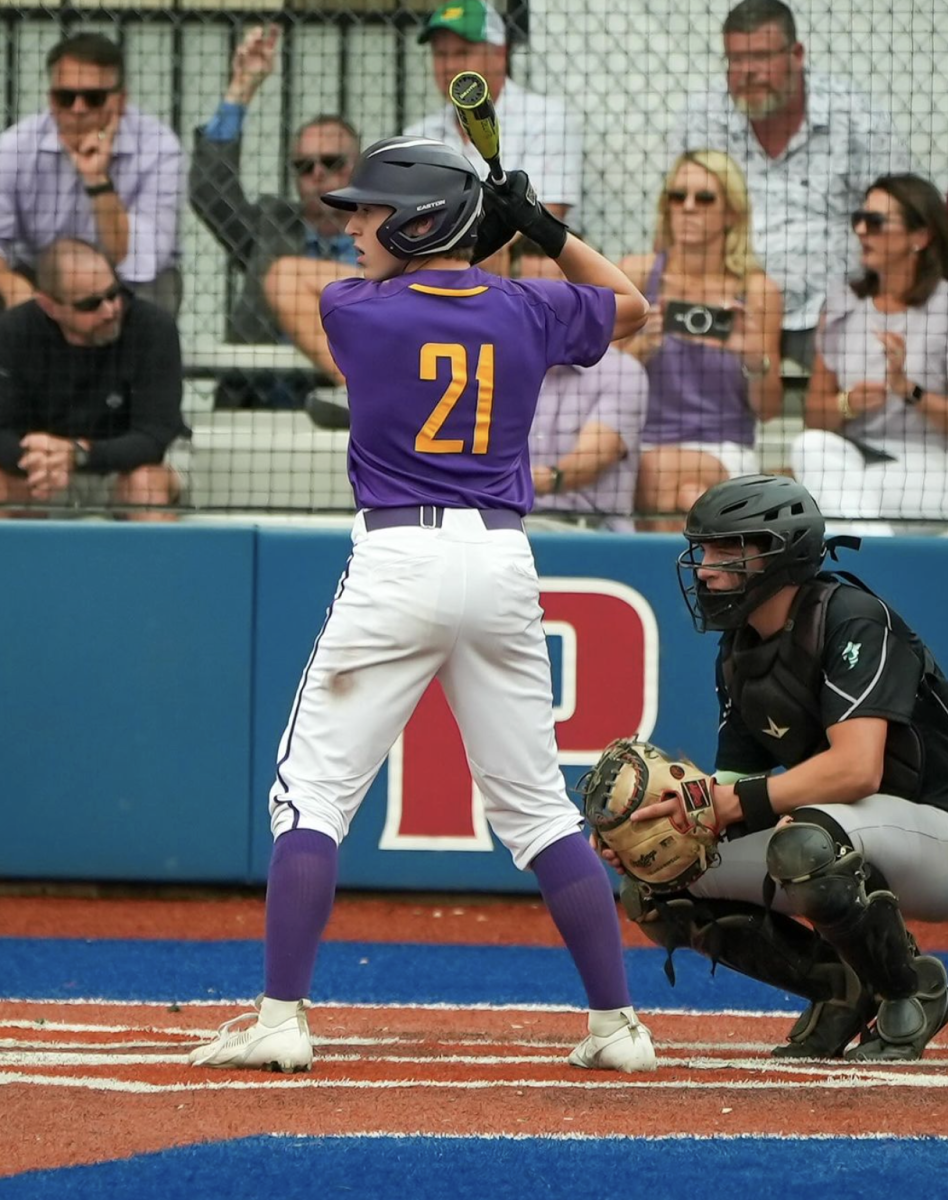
xmin=189 ymin=997 xmax=313 ymax=1072
xmin=568 ymin=1006 xmax=657 ymax=1073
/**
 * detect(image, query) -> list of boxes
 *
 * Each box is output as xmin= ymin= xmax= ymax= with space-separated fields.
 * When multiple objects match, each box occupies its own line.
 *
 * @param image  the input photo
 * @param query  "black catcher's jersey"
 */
xmin=715 ymin=576 xmax=948 ymax=810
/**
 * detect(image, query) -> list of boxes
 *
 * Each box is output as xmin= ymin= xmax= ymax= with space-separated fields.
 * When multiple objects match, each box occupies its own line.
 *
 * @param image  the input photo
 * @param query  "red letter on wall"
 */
xmin=380 ymin=579 xmax=659 ymax=851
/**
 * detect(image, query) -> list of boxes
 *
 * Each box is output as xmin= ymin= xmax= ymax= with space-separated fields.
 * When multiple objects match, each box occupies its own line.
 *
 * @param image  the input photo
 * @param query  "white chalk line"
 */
xmin=2 ymin=1071 xmax=947 ymax=1093
xmin=1 ymin=1049 xmax=947 ymax=1076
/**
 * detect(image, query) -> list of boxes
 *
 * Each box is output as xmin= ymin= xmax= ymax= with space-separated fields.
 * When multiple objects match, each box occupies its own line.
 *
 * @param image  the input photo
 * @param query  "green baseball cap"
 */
xmin=418 ymin=0 xmax=507 ymax=47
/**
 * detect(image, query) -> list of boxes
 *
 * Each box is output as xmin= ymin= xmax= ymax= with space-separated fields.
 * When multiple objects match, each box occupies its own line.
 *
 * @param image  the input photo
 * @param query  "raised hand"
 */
xmin=878 ymin=331 xmax=911 ymax=400
xmin=226 ymin=24 xmax=280 ymax=105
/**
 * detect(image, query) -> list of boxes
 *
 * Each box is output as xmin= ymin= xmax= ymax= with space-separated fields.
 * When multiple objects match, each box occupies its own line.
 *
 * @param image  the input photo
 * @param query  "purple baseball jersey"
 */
xmin=320 ymin=266 xmax=616 ymax=512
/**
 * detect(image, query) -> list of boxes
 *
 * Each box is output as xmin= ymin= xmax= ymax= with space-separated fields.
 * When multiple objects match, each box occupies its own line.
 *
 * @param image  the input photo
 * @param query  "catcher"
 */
xmin=587 ymin=474 xmax=948 ymax=1062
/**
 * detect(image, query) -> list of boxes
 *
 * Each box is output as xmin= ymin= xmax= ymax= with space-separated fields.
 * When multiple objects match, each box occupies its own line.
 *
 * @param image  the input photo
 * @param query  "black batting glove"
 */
xmin=485 ymin=170 xmax=569 ymax=259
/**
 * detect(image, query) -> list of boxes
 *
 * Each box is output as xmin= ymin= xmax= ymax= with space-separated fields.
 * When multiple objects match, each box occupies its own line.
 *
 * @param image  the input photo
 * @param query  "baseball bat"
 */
xmin=448 ymin=70 xmax=506 ymax=187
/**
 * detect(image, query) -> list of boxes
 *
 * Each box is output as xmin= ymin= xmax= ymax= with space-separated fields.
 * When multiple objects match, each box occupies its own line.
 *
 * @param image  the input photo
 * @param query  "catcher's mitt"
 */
xmin=580 ymin=738 xmax=720 ymax=894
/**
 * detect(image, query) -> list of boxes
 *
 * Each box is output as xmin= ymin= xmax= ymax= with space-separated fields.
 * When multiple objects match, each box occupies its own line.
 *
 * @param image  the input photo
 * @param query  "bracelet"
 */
xmin=548 ymin=465 xmax=564 ymax=494
xmin=904 ymin=382 xmax=926 ymax=406
xmin=741 ymin=354 xmax=771 ymax=380
xmin=837 ymin=390 xmax=854 ymax=419
xmin=734 ymin=775 xmax=779 ymax=834
xmin=85 ymin=179 xmax=115 ymax=197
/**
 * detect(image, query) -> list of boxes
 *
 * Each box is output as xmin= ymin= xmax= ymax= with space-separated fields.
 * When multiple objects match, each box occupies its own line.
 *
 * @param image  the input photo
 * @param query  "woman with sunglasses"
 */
xmin=619 ymin=150 xmax=783 ymax=529
xmin=791 ymin=174 xmax=948 ymax=525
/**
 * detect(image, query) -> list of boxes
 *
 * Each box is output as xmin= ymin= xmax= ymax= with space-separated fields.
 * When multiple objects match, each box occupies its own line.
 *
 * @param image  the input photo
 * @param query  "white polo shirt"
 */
xmin=404 ymin=77 xmax=584 ymax=209
xmin=672 ymin=72 xmax=912 ymax=331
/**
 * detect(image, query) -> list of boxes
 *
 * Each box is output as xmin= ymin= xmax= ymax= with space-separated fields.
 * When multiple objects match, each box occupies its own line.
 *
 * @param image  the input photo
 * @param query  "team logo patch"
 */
xmin=762 ymin=716 xmax=789 ymax=739
xmin=681 ymin=777 xmax=713 ymax=813
xmin=670 ymin=764 xmax=685 ymax=780
xmin=842 ymin=641 xmax=861 ymax=670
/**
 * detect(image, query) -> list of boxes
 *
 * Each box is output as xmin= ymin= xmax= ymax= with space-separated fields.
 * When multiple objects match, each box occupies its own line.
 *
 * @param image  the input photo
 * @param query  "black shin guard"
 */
xmin=765 ymin=823 xmax=918 ymax=999
xmin=622 ymin=878 xmax=856 ymax=1003
xmin=620 ymin=876 xmax=876 ymax=1059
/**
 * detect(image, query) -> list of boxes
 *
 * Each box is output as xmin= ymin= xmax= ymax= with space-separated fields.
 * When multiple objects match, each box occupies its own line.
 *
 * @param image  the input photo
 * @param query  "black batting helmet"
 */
xmin=321 ymin=136 xmax=483 ymax=259
xmin=677 ymin=474 xmax=827 ymax=632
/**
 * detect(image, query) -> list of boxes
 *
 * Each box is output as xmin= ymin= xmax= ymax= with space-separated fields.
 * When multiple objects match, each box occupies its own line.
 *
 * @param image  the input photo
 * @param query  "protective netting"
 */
xmin=0 ymin=0 xmax=944 ymax=525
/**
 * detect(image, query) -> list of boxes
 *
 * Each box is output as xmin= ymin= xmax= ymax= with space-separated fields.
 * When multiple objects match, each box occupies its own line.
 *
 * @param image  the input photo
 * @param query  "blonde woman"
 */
xmin=621 ymin=150 xmax=783 ymax=524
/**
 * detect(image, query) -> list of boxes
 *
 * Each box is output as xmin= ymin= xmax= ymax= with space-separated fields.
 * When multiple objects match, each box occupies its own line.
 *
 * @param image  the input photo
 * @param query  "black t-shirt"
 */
xmin=0 ymin=296 xmax=187 ymax=474
xmin=715 ymin=579 xmax=948 ymax=808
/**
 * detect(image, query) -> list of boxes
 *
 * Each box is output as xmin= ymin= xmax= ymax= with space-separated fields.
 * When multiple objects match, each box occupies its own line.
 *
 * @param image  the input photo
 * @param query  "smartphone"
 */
xmin=663 ymin=300 xmax=734 ymax=342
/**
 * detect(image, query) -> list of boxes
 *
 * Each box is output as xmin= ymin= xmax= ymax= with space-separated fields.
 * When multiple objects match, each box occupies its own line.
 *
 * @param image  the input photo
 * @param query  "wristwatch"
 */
xmin=905 ymin=382 xmax=926 ymax=406
xmin=72 ymin=440 xmax=90 ymax=469
xmin=84 ymin=179 xmax=115 ymax=197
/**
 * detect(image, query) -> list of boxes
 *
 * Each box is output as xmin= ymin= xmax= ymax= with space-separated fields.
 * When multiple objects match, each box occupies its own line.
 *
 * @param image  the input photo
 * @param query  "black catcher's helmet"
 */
xmin=321 ymin=136 xmax=483 ymax=259
xmin=677 ymin=474 xmax=826 ymax=632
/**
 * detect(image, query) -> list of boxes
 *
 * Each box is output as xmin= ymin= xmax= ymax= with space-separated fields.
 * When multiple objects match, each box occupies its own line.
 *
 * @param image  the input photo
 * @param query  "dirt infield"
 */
xmin=4 ymin=1000 xmax=948 ymax=1176
xmin=4 ymin=893 xmax=948 ymax=1178
xmin=4 ymin=892 xmax=946 ymax=948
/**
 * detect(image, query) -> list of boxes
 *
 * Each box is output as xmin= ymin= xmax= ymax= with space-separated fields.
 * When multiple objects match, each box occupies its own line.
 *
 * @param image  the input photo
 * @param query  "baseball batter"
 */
xmin=189 ymin=137 xmax=655 ymax=1073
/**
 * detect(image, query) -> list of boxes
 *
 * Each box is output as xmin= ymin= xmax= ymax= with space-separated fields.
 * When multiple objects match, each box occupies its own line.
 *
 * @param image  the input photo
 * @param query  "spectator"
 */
xmin=190 ymin=24 xmax=359 ymax=411
xmin=0 ymin=239 xmax=189 ymax=521
xmin=0 ymin=32 xmax=183 ymax=314
xmin=672 ymin=0 xmax=911 ymax=367
xmin=406 ymin=0 xmax=582 ymax=222
xmin=619 ymin=150 xmax=783 ymax=529
xmin=791 ymin=174 xmax=948 ymax=523
xmin=513 ymin=239 xmax=648 ymax=529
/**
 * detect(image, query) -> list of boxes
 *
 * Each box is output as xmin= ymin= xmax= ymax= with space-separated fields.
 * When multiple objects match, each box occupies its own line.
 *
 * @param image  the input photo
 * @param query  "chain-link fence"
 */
xmin=0 ymin=1 xmax=945 ymax=524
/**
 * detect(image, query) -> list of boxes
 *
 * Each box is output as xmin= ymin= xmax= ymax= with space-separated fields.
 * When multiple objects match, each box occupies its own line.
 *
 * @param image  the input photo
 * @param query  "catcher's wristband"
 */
xmin=734 ymin=775 xmax=778 ymax=834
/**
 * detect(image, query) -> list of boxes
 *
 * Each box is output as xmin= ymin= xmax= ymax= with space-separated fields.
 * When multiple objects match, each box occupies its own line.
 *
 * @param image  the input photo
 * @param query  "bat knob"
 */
xmin=449 ymin=71 xmax=488 ymax=108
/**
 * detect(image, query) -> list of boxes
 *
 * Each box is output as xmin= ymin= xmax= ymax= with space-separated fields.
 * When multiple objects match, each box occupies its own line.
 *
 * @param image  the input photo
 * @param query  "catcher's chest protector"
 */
xmin=722 ymin=579 xmax=838 ymax=768
xmin=723 ymin=578 xmax=928 ymax=797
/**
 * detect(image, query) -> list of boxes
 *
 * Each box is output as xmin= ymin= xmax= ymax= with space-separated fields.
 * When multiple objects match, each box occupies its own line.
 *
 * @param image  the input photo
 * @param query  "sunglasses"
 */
xmin=50 ymin=86 xmax=121 ymax=110
xmin=666 ymin=189 xmax=720 ymax=207
xmin=725 ymin=45 xmax=792 ymax=67
xmin=62 ymin=283 xmax=124 ymax=313
xmin=851 ymin=209 xmax=901 ymax=233
xmin=292 ymin=154 xmax=349 ymax=176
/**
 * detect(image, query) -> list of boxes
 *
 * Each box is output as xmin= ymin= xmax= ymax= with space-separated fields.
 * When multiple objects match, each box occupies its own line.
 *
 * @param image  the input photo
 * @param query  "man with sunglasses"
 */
xmin=672 ymin=0 xmax=911 ymax=367
xmin=0 ymin=32 xmax=183 ymax=316
xmin=0 ymin=238 xmax=189 ymax=519
xmin=190 ymin=24 xmax=359 ymax=411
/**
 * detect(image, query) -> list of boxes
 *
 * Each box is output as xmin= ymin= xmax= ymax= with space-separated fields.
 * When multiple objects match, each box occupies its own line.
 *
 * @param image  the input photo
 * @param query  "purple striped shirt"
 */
xmin=0 ymin=106 xmax=183 ymax=283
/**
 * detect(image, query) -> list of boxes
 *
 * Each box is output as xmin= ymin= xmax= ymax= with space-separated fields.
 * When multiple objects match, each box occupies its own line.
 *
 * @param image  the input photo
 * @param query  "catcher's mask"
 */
xmin=677 ymin=474 xmax=826 ymax=633
xmin=321 ymin=136 xmax=483 ymax=260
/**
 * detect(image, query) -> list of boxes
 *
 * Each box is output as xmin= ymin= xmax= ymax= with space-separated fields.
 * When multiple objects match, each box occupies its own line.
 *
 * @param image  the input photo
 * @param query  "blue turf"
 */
xmin=1 ymin=936 xmax=813 ymax=1009
xmin=2 ymin=1135 xmax=946 ymax=1200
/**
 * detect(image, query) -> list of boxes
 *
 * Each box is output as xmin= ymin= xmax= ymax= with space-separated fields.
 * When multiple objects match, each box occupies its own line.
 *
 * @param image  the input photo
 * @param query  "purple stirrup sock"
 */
xmin=264 ymin=828 xmax=338 ymax=1001
xmin=531 ymin=833 xmax=631 ymax=1011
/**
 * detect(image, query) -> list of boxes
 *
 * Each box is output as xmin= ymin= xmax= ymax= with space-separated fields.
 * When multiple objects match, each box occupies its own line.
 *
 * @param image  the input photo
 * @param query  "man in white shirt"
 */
xmin=671 ymin=0 xmax=911 ymax=366
xmin=405 ymin=0 xmax=582 ymax=222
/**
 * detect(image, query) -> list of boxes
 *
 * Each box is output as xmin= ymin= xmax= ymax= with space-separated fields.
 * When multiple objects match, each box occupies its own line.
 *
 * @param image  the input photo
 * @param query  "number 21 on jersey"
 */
xmin=415 ymin=342 xmax=495 ymax=455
